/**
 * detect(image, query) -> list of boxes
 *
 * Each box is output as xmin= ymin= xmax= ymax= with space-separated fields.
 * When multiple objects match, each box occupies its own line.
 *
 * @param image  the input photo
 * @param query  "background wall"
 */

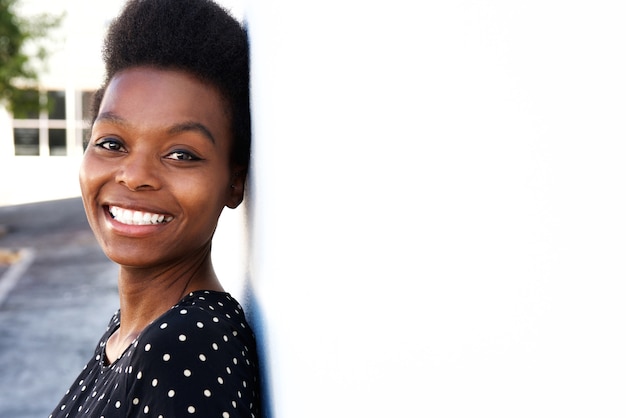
xmin=245 ymin=1 xmax=626 ymax=417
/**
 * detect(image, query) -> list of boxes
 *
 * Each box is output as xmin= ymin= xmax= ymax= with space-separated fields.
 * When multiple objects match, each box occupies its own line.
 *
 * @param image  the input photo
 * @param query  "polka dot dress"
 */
xmin=49 ymin=291 xmax=260 ymax=417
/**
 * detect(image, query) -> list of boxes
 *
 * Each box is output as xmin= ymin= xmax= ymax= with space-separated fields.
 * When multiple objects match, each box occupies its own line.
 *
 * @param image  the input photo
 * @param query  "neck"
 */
xmin=104 ymin=248 xmax=224 ymax=364
xmin=116 ymin=254 xmax=224 ymax=341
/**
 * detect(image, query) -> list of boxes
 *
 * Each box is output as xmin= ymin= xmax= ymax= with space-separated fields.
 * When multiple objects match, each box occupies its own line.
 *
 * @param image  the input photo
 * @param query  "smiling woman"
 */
xmin=48 ymin=1 xmax=259 ymax=417
xmin=81 ymin=68 xmax=241 ymax=270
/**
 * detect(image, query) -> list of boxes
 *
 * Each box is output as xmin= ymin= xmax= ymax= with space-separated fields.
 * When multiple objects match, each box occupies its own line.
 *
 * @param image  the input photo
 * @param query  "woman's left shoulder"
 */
xmin=180 ymin=290 xmax=248 ymax=321
xmin=139 ymin=291 xmax=256 ymax=355
xmin=121 ymin=292 xmax=261 ymax=418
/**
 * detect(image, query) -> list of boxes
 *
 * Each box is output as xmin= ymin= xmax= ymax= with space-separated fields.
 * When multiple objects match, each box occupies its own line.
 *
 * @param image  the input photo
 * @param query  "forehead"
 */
xmin=100 ymin=67 xmax=229 ymax=126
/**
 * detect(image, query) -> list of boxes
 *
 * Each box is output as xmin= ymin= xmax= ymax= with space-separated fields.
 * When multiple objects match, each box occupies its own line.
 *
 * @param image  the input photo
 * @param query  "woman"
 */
xmin=49 ymin=0 xmax=260 ymax=417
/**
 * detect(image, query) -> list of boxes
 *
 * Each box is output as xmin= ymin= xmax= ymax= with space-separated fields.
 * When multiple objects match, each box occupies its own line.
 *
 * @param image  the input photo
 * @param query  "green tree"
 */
xmin=0 ymin=0 xmax=62 ymax=117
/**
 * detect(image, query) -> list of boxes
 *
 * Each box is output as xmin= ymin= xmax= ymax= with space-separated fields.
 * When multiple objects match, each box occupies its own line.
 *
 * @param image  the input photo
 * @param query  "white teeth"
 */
xmin=108 ymin=205 xmax=172 ymax=225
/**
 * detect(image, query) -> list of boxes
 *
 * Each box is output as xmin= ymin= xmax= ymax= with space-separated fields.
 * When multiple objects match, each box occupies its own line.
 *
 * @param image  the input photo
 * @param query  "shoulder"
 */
xmin=122 ymin=292 xmax=260 ymax=417
xmin=131 ymin=292 xmax=256 ymax=368
xmin=145 ymin=291 xmax=255 ymax=351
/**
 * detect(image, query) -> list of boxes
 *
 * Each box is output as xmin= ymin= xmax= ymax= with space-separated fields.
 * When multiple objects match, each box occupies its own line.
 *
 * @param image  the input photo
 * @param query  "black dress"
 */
xmin=49 ymin=291 xmax=260 ymax=418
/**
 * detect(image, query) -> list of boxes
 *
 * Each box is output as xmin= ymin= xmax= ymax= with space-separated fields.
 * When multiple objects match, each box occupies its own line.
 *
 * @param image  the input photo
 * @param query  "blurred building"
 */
xmin=0 ymin=0 xmax=242 ymax=206
xmin=0 ymin=0 xmax=125 ymax=206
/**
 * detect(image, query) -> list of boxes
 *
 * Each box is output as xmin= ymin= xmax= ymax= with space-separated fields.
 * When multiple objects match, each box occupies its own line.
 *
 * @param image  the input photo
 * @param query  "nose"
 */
xmin=115 ymin=151 xmax=162 ymax=191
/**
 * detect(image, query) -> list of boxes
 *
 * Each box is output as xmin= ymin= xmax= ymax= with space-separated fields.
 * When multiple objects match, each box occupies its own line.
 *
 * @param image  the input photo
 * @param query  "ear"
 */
xmin=226 ymin=166 xmax=246 ymax=209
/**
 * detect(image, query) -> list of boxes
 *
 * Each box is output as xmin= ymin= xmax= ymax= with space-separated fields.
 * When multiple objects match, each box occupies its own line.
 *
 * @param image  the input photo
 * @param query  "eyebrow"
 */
xmin=95 ymin=112 xmax=216 ymax=144
xmin=95 ymin=111 xmax=128 ymax=127
xmin=167 ymin=121 xmax=216 ymax=144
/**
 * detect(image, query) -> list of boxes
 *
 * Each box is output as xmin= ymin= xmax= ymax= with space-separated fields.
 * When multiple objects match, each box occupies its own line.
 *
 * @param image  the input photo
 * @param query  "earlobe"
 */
xmin=226 ymin=169 xmax=246 ymax=209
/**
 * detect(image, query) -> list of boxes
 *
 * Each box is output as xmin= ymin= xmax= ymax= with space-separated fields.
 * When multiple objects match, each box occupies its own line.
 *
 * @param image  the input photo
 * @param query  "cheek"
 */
xmin=178 ymin=173 xmax=231 ymax=217
xmin=79 ymin=153 xmax=107 ymax=203
xmin=78 ymin=156 xmax=93 ymax=197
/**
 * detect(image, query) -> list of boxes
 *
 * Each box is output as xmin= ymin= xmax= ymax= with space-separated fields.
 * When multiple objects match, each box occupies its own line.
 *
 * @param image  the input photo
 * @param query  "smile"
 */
xmin=108 ymin=205 xmax=174 ymax=225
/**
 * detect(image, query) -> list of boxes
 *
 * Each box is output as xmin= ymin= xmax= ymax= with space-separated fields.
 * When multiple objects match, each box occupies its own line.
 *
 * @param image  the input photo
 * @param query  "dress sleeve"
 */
xmin=123 ymin=306 xmax=260 ymax=418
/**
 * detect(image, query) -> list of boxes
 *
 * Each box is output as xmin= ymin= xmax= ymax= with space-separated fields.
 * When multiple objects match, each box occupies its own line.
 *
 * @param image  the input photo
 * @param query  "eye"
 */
xmin=165 ymin=150 xmax=201 ymax=161
xmin=95 ymin=137 xmax=125 ymax=152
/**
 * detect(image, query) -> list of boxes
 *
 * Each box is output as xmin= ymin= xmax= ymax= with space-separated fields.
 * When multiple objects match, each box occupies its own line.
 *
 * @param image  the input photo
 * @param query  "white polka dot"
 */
xmin=212 ymin=343 xmax=219 ymax=350
xmin=180 ymin=309 xmax=188 ymax=315
xmin=133 ymin=398 xmax=140 ymax=405
xmin=204 ymin=389 xmax=212 ymax=397
xmin=168 ymin=390 xmax=175 ymax=398
xmin=163 ymin=353 xmax=171 ymax=361
xmin=179 ymin=334 xmax=187 ymax=342
xmin=213 ymin=317 xmax=219 ymax=323
xmin=184 ymin=369 xmax=192 ymax=377
xmin=217 ymin=377 xmax=224 ymax=384
xmin=115 ymin=401 xmax=121 ymax=408
xmin=226 ymin=366 xmax=232 ymax=374
xmin=223 ymin=412 xmax=230 ymax=418
xmin=137 ymin=371 xmax=143 ymax=379
xmin=143 ymin=405 xmax=149 ymax=413
xmin=232 ymin=400 xmax=237 ymax=408
xmin=233 ymin=358 xmax=238 ymax=365
xmin=196 ymin=321 xmax=204 ymax=328
xmin=152 ymin=378 xmax=158 ymax=387
xmin=223 ymin=335 xmax=229 ymax=342
xmin=199 ymin=354 xmax=207 ymax=361
xmin=160 ymin=323 xmax=168 ymax=329
xmin=188 ymin=406 xmax=196 ymax=413
xmin=144 ymin=343 xmax=151 ymax=351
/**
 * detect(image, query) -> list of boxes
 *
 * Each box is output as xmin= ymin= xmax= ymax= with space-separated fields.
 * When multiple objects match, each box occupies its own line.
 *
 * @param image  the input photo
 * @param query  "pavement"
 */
xmin=0 ymin=198 xmax=119 ymax=418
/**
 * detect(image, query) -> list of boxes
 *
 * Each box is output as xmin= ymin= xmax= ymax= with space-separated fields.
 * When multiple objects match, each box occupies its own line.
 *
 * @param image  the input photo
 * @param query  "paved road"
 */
xmin=0 ymin=198 xmax=119 ymax=418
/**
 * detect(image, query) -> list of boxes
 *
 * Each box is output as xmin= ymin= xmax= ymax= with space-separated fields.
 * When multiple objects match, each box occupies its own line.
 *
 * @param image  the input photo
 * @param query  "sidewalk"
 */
xmin=0 ymin=198 xmax=118 ymax=418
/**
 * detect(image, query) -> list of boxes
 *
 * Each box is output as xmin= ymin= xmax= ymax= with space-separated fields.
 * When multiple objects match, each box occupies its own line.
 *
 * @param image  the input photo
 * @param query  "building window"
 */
xmin=11 ymin=89 xmax=94 ymax=157
xmin=13 ymin=128 xmax=40 ymax=156
xmin=49 ymin=128 xmax=67 ymax=156
xmin=48 ymin=90 xmax=66 ymax=120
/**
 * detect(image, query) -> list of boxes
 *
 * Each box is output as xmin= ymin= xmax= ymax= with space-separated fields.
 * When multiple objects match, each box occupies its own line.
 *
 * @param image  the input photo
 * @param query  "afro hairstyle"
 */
xmin=91 ymin=0 xmax=250 ymax=170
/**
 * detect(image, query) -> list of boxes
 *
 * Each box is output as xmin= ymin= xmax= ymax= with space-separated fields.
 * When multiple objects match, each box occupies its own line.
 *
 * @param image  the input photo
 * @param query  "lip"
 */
xmin=102 ymin=203 xmax=175 ymax=237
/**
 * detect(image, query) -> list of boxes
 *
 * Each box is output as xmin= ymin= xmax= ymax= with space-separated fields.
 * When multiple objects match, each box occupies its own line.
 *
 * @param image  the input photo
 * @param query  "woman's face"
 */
xmin=80 ymin=67 xmax=244 ymax=268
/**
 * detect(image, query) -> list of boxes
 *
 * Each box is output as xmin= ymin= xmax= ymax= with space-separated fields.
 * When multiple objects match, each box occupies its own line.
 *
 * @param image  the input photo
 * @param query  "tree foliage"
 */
xmin=0 ymin=0 xmax=62 ymax=117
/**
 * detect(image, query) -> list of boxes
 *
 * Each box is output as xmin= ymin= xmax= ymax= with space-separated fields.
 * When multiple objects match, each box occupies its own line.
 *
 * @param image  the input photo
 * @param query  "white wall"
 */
xmin=246 ymin=1 xmax=626 ymax=417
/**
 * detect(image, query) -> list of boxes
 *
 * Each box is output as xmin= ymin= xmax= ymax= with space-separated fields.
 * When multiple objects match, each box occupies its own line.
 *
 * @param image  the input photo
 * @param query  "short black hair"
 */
xmin=92 ymin=0 xmax=250 ymax=170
